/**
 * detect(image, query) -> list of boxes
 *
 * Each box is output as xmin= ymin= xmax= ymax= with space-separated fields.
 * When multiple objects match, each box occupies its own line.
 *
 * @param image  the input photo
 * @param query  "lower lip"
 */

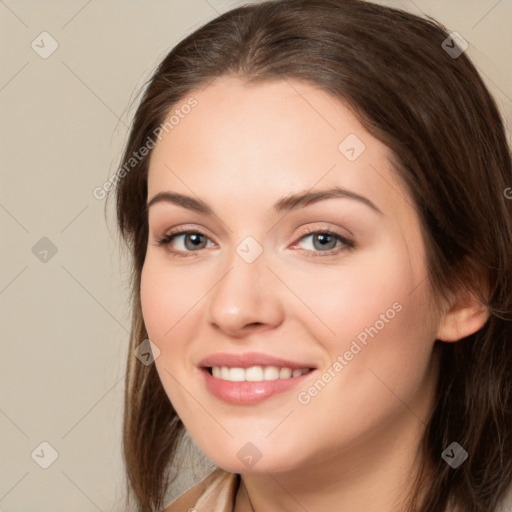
xmin=200 ymin=367 xmax=316 ymax=405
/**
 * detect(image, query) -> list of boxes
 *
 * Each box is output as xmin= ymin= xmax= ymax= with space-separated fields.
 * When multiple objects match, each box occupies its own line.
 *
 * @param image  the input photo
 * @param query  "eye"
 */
xmin=154 ymin=226 xmax=355 ymax=258
xmin=155 ymin=228 xmax=215 ymax=257
xmin=291 ymin=228 xmax=355 ymax=257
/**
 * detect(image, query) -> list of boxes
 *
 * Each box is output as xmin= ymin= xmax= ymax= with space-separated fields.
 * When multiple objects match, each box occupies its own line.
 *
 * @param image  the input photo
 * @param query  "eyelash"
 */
xmin=155 ymin=226 xmax=355 ymax=258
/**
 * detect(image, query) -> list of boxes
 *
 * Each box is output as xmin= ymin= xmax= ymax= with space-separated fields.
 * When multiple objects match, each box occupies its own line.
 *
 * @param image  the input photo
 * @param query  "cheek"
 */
xmin=140 ymin=261 xmax=167 ymax=341
xmin=140 ymin=256 xmax=198 ymax=342
xmin=299 ymin=245 xmax=435 ymax=426
xmin=140 ymin=257 xmax=202 ymax=409
xmin=286 ymin=239 xmax=421 ymax=346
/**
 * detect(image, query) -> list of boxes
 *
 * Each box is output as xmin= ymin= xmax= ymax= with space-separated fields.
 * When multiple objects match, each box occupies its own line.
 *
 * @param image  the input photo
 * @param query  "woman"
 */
xmin=110 ymin=0 xmax=512 ymax=510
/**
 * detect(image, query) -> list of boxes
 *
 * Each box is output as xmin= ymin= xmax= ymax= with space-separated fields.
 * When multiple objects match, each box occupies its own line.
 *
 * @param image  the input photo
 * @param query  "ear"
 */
xmin=436 ymin=285 xmax=490 ymax=342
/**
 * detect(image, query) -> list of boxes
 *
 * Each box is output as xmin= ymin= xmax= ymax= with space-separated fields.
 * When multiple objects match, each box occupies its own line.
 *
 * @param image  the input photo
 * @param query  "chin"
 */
xmin=202 ymin=444 xmax=304 ymax=475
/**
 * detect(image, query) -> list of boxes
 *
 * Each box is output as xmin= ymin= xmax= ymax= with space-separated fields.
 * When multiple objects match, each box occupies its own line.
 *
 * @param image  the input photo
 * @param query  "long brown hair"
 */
xmin=109 ymin=1 xmax=512 ymax=510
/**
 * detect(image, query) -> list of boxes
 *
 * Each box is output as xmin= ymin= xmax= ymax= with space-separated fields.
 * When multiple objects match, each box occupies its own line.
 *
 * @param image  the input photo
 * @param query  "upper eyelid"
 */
xmin=157 ymin=223 xmax=351 ymax=237
xmin=298 ymin=225 xmax=348 ymax=236
xmin=148 ymin=204 xmax=359 ymax=239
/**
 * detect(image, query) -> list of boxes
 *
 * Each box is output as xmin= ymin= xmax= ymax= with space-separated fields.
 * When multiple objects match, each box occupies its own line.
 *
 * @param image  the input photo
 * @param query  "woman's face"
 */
xmin=141 ymin=76 xmax=443 ymax=474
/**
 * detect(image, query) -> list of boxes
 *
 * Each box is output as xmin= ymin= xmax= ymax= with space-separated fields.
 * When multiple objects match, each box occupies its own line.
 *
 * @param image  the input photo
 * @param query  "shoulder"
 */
xmin=161 ymin=467 xmax=240 ymax=512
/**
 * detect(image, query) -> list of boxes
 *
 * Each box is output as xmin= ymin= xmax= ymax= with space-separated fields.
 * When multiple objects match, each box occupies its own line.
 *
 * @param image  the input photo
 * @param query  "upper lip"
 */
xmin=198 ymin=352 xmax=316 ymax=370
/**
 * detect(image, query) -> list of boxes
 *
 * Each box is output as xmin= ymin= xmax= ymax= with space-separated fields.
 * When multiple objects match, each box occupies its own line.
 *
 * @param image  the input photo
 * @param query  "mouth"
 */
xmin=197 ymin=351 xmax=318 ymax=404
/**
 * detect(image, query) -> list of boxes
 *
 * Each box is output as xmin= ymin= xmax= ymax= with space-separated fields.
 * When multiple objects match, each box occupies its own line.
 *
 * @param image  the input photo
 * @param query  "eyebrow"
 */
xmin=146 ymin=186 xmax=383 ymax=216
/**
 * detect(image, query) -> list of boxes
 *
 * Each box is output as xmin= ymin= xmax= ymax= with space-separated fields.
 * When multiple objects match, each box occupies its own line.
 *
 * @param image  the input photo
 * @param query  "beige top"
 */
xmin=162 ymin=468 xmax=240 ymax=512
xmin=161 ymin=467 xmax=512 ymax=512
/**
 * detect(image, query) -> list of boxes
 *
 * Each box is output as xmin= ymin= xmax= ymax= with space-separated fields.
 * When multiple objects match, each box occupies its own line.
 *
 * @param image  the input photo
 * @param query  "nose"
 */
xmin=206 ymin=248 xmax=285 ymax=338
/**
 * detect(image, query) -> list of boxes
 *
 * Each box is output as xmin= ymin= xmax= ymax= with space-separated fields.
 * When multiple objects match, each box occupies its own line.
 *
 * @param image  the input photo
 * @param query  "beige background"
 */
xmin=1 ymin=1 xmax=511 ymax=511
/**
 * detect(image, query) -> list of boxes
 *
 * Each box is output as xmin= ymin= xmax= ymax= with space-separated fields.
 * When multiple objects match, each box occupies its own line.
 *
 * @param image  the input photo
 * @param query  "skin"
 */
xmin=141 ymin=76 xmax=489 ymax=511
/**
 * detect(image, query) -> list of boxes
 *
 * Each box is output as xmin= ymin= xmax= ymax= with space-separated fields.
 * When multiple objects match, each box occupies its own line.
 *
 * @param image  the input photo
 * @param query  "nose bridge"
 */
xmin=206 ymin=235 xmax=283 ymax=334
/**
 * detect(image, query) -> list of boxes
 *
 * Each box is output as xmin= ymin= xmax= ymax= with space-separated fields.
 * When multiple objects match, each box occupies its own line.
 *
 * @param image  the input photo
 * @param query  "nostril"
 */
xmin=248 ymin=322 xmax=262 ymax=327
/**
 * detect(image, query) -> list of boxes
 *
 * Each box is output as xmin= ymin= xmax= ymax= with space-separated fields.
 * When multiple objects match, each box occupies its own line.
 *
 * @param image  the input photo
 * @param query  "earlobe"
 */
xmin=436 ymin=289 xmax=490 ymax=342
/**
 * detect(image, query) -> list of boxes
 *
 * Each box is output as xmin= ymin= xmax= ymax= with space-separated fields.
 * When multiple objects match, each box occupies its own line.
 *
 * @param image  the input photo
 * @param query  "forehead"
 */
xmin=147 ymin=76 xmax=409 ymax=219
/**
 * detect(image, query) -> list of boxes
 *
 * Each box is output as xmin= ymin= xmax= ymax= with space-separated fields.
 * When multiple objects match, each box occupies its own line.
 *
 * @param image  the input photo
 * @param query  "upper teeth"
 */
xmin=211 ymin=366 xmax=310 ymax=382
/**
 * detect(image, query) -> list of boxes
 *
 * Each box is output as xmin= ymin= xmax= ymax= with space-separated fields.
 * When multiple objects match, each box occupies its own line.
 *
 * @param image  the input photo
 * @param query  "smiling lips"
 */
xmin=198 ymin=351 xmax=317 ymax=405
